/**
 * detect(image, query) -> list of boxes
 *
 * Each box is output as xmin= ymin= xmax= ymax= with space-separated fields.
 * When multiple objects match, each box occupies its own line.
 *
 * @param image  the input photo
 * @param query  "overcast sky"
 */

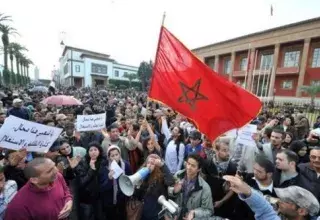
xmin=1 ymin=0 xmax=320 ymax=79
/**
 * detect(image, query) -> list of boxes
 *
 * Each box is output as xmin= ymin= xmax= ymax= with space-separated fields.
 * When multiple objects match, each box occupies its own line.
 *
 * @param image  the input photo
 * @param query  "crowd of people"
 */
xmin=0 ymin=86 xmax=319 ymax=220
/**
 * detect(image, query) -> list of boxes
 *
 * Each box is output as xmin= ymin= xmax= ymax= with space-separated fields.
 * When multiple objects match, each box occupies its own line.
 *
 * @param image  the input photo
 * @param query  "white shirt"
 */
xmin=165 ymin=140 xmax=185 ymax=174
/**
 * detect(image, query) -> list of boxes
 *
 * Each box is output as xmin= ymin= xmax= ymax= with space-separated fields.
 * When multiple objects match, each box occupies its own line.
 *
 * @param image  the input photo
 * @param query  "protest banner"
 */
xmin=0 ymin=116 xmax=62 ymax=153
xmin=237 ymin=124 xmax=257 ymax=146
xmin=76 ymin=113 xmax=106 ymax=132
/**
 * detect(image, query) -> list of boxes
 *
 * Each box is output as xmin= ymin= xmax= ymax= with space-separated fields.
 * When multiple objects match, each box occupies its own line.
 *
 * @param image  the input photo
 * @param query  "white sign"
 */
xmin=237 ymin=124 xmax=257 ymax=146
xmin=76 ymin=113 xmax=106 ymax=132
xmin=0 ymin=116 xmax=62 ymax=153
xmin=110 ymin=160 xmax=124 ymax=179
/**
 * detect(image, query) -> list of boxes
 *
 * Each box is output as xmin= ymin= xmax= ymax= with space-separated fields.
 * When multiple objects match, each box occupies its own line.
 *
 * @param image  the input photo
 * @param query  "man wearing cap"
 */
xmin=184 ymin=130 xmax=203 ymax=158
xmin=56 ymin=114 xmax=68 ymax=129
xmin=6 ymin=98 xmax=30 ymax=121
xmin=224 ymin=175 xmax=320 ymax=220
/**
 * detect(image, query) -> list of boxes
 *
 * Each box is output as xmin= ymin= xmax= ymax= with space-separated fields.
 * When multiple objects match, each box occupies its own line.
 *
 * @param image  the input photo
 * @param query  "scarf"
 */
xmin=110 ymin=160 xmax=125 ymax=205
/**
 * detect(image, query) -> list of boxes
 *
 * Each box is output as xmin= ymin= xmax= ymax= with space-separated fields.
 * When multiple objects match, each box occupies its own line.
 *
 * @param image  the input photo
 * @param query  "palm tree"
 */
xmin=25 ymin=58 xmax=33 ymax=84
xmin=11 ymin=43 xmax=27 ymax=85
xmin=8 ymin=43 xmax=16 ymax=85
xmin=0 ymin=24 xmax=18 ymax=84
xmin=0 ymin=13 xmax=12 ymax=23
xmin=123 ymin=72 xmax=137 ymax=88
xmin=300 ymin=85 xmax=320 ymax=110
xmin=19 ymin=54 xmax=25 ymax=84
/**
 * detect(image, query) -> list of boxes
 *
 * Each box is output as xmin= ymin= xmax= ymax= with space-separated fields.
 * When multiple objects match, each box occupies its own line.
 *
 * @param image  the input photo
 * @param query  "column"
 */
xmin=230 ymin=51 xmax=236 ymax=81
xmin=268 ymin=44 xmax=280 ymax=97
xmin=214 ymin=55 xmax=219 ymax=73
xmin=296 ymin=38 xmax=311 ymax=97
xmin=246 ymin=48 xmax=256 ymax=92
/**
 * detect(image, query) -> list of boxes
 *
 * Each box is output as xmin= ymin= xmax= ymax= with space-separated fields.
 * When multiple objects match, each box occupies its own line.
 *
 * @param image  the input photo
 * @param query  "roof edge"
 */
xmin=192 ymin=16 xmax=320 ymax=51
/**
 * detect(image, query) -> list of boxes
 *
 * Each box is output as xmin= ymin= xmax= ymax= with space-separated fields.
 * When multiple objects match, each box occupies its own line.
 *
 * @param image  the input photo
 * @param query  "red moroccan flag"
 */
xmin=149 ymin=26 xmax=262 ymax=141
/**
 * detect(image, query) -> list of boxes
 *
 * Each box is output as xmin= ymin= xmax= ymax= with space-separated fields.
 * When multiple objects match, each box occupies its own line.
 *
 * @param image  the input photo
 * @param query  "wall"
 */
xmin=112 ymin=64 xmax=139 ymax=80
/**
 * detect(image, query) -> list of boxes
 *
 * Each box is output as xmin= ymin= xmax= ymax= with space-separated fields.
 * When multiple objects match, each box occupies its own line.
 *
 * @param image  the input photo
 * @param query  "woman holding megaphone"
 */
xmin=133 ymin=154 xmax=175 ymax=220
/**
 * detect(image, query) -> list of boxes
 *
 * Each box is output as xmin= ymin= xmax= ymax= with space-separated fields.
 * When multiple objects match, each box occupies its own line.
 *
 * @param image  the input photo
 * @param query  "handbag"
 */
xmin=126 ymin=197 xmax=144 ymax=220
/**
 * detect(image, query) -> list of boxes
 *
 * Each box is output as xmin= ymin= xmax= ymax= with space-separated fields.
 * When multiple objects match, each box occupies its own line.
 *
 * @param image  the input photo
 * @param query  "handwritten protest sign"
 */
xmin=237 ymin=124 xmax=257 ymax=146
xmin=76 ymin=113 xmax=106 ymax=132
xmin=0 ymin=116 xmax=62 ymax=153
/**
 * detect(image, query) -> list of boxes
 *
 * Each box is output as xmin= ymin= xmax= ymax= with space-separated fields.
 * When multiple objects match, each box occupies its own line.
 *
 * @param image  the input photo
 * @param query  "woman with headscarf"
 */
xmin=134 ymin=154 xmax=174 ymax=220
xmin=102 ymin=145 xmax=131 ymax=220
xmin=289 ymin=140 xmax=310 ymax=164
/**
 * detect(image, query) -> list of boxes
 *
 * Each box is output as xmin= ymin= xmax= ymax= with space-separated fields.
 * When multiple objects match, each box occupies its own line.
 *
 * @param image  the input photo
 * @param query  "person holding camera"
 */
xmin=224 ymin=175 xmax=320 ymax=220
xmin=169 ymin=154 xmax=213 ymax=220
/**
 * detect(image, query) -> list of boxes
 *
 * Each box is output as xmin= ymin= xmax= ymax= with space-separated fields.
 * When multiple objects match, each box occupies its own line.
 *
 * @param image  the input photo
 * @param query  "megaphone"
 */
xmin=158 ymin=195 xmax=180 ymax=219
xmin=119 ymin=167 xmax=150 ymax=196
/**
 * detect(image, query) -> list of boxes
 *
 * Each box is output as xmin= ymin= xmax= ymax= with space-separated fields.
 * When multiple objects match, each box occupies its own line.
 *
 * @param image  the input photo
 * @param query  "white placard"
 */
xmin=0 ymin=116 xmax=62 ymax=153
xmin=237 ymin=124 xmax=257 ymax=146
xmin=76 ymin=113 xmax=106 ymax=132
xmin=110 ymin=160 xmax=124 ymax=179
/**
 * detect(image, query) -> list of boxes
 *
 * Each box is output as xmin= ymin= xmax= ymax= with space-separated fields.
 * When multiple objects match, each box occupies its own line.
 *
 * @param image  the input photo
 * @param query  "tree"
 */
xmin=19 ymin=54 xmax=26 ymax=85
xmin=25 ymin=58 xmax=33 ymax=84
xmin=137 ymin=60 xmax=153 ymax=91
xmin=11 ymin=43 xmax=27 ymax=86
xmin=123 ymin=72 xmax=137 ymax=88
xmin=0 ymin=24 xmax=18 ymax=84
xmin=8 ymin=43 xmax=16 ymax=85
xmin=300 ymin=85 xmax=320 ymax=110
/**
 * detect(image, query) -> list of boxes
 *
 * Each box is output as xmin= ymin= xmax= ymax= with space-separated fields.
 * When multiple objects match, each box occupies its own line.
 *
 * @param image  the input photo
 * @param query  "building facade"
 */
xmin=193 ymin=17 xmax=320 ymax=98
xmin=59 ymin=46 xmax=139 ymax=87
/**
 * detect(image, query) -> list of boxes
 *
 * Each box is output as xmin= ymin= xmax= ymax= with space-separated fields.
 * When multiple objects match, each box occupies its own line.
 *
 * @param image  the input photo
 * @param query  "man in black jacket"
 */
xmin=273 ymin=149 xmax=313 ymax=192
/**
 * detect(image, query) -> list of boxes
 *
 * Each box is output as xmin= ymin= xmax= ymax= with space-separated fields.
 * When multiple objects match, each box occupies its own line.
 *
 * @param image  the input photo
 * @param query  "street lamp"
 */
xmin=60 ymin=40 xmax=73 ymax=86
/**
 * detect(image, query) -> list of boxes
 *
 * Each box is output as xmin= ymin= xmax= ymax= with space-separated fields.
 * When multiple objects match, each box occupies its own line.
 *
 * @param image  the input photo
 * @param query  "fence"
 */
xmin=263 ymin=100 xmax=320 ymax=127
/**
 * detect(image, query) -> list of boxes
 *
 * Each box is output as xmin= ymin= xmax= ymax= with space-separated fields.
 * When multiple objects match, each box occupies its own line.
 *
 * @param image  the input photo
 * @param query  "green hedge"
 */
xmin=108 ymin=79 xmax=142 ymax=90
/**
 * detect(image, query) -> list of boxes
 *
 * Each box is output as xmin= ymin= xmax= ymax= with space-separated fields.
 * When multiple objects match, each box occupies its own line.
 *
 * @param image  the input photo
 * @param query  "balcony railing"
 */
xmin=276 ymin=66 xmax=300 ymax=75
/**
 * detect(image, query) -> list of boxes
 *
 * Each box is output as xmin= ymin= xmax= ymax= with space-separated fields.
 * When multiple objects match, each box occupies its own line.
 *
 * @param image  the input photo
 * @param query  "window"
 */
xmin=114 ymin=70 xmax=119 ymax=77
xmin=75 ymin=65 xmax=80 ymax=72
xmin=124 ymin=71 xmax=128 ymax=76
xmin=64 ymin=63 xmax=68 ymax=74
xmin=91 ymin=63 xmax=108 ymax=74
xmin=283 ymin=51 xmax=300 ymax=67
xmin=205 ymin=57 xmax=215 ymax=70
xmin=240 ymin=58 xmax=248 ymax=71
xmin=224 ymin=58 xmax=231 ymax=74
xmin=311 ymin=80 xmax=320 ymax=86
xmin=312 ymin=48 xmax=320 ymax=67
xmin=261 ymin=54 xmax=273 ymax=69
xmin=281 ymin=80 xmax=293 ymax=89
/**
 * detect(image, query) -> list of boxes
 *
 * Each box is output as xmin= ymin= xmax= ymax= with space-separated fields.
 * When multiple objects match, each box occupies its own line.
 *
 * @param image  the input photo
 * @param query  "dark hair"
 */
xmin=132 ymin=123 xmax=140 ymax=132
xmin=289 ymin=140 xmax=306 ymax=154
xmin=186 ymin=154 xmax=203 ymax=169
xmin=107 ymin=123 xmax=119 ymax=132
xmin=280 ymin=149 xmax=299 ymax=165
xmin=43 ymin=119 xmax=54 ymax=125
xmin=85 ymin=142 xmax=104 ymax=168
xmin=255 ymin=156 xmax=275 ymax=173
xmin=65 ymin=121 xmax=75 ymax=129
xmin=264 ymin=127 xmax=273 ymax=139
xmin=272 ymin=128 xmax=285 ymax=139
xmin=24 ymin=157 xmax=51 ymax=179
